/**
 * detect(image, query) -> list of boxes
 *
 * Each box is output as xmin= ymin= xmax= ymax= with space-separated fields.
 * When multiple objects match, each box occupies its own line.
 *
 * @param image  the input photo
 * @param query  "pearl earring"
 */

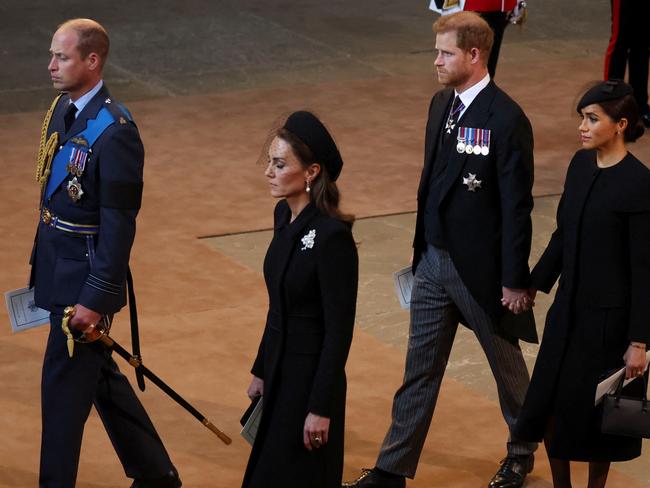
xmin=306 ymin=180 xmax=311 ymax=193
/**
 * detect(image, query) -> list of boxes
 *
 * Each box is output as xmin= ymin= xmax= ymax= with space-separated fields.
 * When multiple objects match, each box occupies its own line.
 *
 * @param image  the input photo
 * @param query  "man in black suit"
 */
xmin=344 ymin=11 xmax=537 ymax=488
xmin=31 ymin=18 xmax=180 ymax=487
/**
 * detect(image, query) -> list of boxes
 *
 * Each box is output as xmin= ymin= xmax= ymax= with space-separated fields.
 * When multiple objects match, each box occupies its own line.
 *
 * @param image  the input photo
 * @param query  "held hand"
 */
xmin=69 ymin=304 xmax=102 ymax=341
xmin=623 ymin=344 xmax=648 ymax=380
xmin=501 ymin=287 xmax=532 ymax=314
xmin=303 ymin=413 xmax=330 ymax=451
xmin=247 ymin=376 xmax=264 ymax=400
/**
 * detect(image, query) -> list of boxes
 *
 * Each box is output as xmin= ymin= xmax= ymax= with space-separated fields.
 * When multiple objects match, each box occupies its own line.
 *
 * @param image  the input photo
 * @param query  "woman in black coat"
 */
xmin=514 ymin=80 xmax=650 ymax=488
xmin=242 ymin=111 xmax=358 ymax=488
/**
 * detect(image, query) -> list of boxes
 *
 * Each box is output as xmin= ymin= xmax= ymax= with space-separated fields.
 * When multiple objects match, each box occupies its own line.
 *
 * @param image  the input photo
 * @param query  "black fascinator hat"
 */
xmin=576 ymin=79 xmax=634 ymax=113
xmin=283 ymin=111 xmax=343 ymax=181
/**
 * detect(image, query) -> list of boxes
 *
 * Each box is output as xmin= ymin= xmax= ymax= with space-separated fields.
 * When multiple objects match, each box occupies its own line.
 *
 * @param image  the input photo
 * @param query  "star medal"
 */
xmin=67 ymin=136 xmax=89 ymax=177
xmin=462 ymin=173 xmax=482 ymax=192
xmin=456 ymin=127 xmax=466 ymax=154
xmin=67 ymin=176 xmax=84 ymax=202
xmin=481 ymin=128 xmax=491 ymax=156
xmin=473 ymin=129 xmax=482 ymax=155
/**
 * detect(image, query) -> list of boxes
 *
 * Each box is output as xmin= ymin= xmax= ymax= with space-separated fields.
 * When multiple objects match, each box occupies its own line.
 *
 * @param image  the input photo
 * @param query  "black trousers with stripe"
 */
xmin=605 ymin=0 xmax=650 ymax=110
xmin=39 ymin=315 xmax=176 ymax=487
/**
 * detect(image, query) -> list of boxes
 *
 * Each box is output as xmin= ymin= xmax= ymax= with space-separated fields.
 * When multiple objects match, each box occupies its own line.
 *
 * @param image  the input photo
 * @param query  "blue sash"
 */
xmin=44 ymin=107 xmax=116 ymax=202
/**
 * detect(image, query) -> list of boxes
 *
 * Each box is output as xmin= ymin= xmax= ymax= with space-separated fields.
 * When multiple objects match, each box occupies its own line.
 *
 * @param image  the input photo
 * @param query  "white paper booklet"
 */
xmin=393 ymin=266 xmax=413 ymax=310
xmin=4 ymin=287 xmax=50 ymax=333
xmin=594 ymin=350 xmax=650 ymax=405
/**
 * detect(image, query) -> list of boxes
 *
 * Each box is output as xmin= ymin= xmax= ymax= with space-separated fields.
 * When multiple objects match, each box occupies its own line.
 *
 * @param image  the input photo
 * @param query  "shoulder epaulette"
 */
xmin=102 ymin=97 xmax=135 ymax=126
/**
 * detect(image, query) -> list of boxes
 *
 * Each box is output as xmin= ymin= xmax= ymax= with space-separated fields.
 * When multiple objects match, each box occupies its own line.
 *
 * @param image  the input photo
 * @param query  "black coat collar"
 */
xmin=274 ymin=201 xmax=321 ymax=241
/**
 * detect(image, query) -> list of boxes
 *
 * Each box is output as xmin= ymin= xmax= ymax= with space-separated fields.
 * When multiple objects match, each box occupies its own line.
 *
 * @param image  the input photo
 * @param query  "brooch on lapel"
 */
xmin=300 ymin=229 xmax=316 ymax=251
xmin=457 ymin=127 xmax=490 ymax=155
xmin=462 ymin=173 xmax=482 ymax=192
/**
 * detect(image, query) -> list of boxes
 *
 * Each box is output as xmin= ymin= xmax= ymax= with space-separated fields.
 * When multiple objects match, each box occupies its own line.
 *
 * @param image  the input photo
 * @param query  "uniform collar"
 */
xmin=68 ymin=79 xmax=104 ymax=117
xmin=59 ymin=83 xmax=111 ymax=144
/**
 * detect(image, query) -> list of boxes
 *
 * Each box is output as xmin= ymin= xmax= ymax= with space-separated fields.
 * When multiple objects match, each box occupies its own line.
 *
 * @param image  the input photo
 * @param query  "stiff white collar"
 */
xmin=455 ymin=73 xmax=490 ymax=118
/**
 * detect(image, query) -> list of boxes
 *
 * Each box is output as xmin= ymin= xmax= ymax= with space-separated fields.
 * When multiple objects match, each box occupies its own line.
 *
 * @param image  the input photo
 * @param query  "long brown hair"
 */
xmin=276 ymin=128 xmax=354 ymax=224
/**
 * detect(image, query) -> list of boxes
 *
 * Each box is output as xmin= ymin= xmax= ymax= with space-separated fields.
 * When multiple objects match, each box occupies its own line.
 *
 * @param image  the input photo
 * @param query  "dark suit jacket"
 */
xmin=244 ymin=201 xmax=358 ymax=488
xmin=30 ymin=84 xmax=144 ymax=315
xmin=413 ymin=81 xmax=537 ymax=342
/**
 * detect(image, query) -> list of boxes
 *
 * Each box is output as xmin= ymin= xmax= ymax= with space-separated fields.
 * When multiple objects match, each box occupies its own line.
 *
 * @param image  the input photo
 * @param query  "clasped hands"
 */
xmin=501 ymin=287 xmax=536 ymax=315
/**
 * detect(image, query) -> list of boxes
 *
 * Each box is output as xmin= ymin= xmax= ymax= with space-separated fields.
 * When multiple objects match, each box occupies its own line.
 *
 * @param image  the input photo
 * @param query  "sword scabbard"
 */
xmin=202 ymin=419 xmax=232 ymax=445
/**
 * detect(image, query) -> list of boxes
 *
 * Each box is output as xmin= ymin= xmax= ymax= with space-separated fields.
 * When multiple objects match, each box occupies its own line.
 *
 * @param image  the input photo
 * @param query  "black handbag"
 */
xmin=601 ymin=374 xmax=650 ymax=439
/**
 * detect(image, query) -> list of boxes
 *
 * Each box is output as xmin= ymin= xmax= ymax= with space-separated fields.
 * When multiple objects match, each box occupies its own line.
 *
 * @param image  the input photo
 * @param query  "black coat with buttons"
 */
xmin=515 ymin=150 xmax=650 ymax=461
xmin=243 ymin=200 xmax=358 ymax=488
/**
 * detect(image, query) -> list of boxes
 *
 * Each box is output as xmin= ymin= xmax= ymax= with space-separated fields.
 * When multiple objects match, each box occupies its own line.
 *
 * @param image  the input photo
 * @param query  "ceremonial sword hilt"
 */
xmin=60 ymin=305 xmax=112 ymax=358
xmin=61 ymin=306 xmax=76 ymax=358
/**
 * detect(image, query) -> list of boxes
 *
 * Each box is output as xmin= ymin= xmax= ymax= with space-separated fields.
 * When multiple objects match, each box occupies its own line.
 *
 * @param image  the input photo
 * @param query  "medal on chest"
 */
xmin=66 ymin=136 xmax=91 ymax=202
xmin=462 ymin=173 xmax=482 ymax=192
xmin=456 ymin=126 xmax=467 ymax=153
xmin=457 ymin=127 xmax=491 ymax=156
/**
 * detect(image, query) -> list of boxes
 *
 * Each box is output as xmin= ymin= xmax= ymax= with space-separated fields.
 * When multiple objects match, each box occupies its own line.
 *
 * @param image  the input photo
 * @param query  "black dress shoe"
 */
xmin=342 ymin=468 xmax=405 ymax=488
xmin=130 ymin=469 xmax=182 ymax=488
xmin=488 ymin=455 xmax=534 ymax=488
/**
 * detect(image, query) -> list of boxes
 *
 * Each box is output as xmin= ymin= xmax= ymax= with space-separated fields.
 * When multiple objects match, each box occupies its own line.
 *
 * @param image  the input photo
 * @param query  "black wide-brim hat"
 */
xmin=283 ymin=111 xmax=344 ymax=181
xmin=576 ymin=79 xmax=634 ymax=113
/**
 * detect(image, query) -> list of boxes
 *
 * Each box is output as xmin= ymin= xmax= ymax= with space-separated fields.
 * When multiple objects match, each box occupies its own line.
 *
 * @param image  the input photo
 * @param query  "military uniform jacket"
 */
xmin=243 ymin=200 xmax=358 ymax=488
xmin=30 ymin=84 xmax=144 ymax=315
xmin=464 ymin=0 xmax=517 ymax=11
xmin=413 ymin=81 xmax=537 ymax=342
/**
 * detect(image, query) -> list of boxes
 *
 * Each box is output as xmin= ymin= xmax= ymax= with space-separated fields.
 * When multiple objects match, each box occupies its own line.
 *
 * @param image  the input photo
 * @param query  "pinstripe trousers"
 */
xmin=376 ymin=245 xmax=537 ymax=478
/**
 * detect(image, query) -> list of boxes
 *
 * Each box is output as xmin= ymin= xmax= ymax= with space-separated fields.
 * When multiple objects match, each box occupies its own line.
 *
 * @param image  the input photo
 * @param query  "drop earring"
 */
xmin=306 ymin=179 xmax=311 ymax=193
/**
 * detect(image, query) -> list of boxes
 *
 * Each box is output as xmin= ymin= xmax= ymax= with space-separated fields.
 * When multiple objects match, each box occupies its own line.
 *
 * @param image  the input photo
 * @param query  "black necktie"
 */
xmin=64 ymin=103 xmax=78 ymax=133
xmin=444 ymin=95 xmax=464 ymax=141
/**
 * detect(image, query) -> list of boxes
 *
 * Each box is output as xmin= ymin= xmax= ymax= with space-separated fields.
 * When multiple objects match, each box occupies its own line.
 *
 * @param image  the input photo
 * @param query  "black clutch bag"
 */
xmin=240 ymin=395 xmax=262 ymax=427
xmin=601 ymin=374 xmax=650 ymax=439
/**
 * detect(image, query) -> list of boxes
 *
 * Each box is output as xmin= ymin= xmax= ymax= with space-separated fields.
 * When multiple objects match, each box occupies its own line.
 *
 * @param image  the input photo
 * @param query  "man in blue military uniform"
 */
xmin=30 ymin=18 xmax=181 ymax=487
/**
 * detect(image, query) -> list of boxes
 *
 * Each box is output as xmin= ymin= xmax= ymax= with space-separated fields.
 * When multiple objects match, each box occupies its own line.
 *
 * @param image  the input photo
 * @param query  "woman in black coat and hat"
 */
xmin=242 ymin=111 xmax=358 ymax=488
xmin=514 ymin=80 xmax=650 ymax=488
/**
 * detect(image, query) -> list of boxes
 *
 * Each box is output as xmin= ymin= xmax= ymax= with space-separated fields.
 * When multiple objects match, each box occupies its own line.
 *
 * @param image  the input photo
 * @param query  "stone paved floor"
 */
xmin=2 ymin=0 xmax=650 ymax=485
xmin=204 ymin=194 xmax=650 ymax=484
